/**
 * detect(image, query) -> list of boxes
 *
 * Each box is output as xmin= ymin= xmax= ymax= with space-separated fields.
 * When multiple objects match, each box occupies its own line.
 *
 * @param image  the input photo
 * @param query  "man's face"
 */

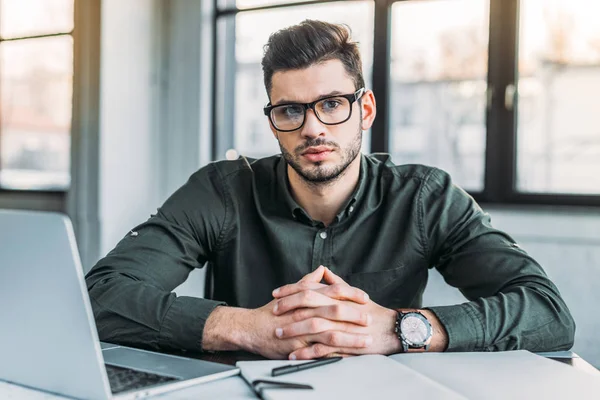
xmin=268 ymin=59 xmax=376 ymax=184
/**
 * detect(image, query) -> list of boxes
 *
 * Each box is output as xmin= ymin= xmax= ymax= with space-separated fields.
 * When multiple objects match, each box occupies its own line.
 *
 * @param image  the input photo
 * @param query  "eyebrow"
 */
xmin=272 ymin=90 xmax=347 ymax=107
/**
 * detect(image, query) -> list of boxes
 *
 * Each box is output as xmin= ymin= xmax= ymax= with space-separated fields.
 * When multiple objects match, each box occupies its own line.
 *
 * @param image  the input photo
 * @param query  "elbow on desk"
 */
xmin=541 ymin=287 xmax=577 ymax=352
xmin=535 ymin=293 xmax=576 ymax=352
xmin=85 ymin=271 xmax=159 ymax=350
xmin=518 ymin=281 xmax=576 ymax=352
xmin=553 ymin=310 xmax=576 ymax=351
xmin=529 ymin=307 xmax=576 ymax=352
xmin=488 ymin=315 xmax=575 ymax=353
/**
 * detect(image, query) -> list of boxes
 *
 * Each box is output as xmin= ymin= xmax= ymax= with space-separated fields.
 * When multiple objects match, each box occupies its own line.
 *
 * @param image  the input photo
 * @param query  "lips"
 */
xmin=302 ymin=146 xmax=334 ymax=155
xmin=302 ymin=146 xmax=333 ymax=162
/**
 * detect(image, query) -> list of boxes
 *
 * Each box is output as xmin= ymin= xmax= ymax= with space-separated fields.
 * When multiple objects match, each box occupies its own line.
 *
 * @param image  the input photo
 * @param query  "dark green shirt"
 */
xmin=86 ymin=154 xmax=575 ymax=353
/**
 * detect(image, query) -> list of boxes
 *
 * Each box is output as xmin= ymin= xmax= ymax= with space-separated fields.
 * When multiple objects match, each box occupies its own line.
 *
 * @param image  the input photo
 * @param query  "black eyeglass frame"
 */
xmin=263 ymin=87 xmax=365 ymax=132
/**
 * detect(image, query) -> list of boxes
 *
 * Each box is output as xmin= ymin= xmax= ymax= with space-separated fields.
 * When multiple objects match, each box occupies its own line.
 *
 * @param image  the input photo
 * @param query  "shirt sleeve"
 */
xmin=85 ymin=163 xmax=230 ymax=352
xmin=420 ymin=168 xmax=575 ymax=352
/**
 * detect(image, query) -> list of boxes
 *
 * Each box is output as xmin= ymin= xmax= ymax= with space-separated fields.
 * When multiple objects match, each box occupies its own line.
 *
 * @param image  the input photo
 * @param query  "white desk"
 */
xmin=0 ymin=375 xmax=256 ymax=399
xmin=1 ymin=352 xmax=598 ymax=399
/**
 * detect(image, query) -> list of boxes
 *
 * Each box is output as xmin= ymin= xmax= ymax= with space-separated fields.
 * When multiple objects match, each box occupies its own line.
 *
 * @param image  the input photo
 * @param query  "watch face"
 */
xmin=401 ymin=314 xmax=430 ymax=345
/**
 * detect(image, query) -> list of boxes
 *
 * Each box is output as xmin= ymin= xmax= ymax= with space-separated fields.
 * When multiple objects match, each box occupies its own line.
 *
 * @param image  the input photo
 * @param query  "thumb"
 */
xmin=323 ymin=267 xmax=348 ymax=286
xmin=299 ymin=265 xmax=326 ymax=283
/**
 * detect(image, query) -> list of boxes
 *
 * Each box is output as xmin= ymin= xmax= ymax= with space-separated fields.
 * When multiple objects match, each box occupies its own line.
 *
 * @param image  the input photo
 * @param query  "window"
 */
xmin=214 ymin=0 xmax=600 ymax=206
xmin=389 ymin=0 xmax=489 ymax=191
xmin=222 ymin=0 xmax=317 ymax=9
xmin=516 ymin=0 xmax=600 ymax=195
xmin=0 ymin=0 xmax=74 ymax=191
xmin=215 ymin=1 xmax=374 ymax=160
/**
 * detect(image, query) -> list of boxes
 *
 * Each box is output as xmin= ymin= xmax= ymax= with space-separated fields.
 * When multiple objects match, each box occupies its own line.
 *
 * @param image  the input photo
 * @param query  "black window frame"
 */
xmin=0 ymin=4 xmax=75 ymax=195
xmin=213 ymin=0 xmax=600 ymax=208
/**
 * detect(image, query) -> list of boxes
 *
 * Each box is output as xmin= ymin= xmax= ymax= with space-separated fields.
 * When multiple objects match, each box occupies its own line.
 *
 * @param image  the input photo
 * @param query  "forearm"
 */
xmin=203 ymin=304 xmax=295 ymax=358
xmin=428 ymin=282 xmax=575 ymax=352
xmin=419 ymin=309 xmax=449 ymax=352
xmin=87 ymin=273 xmax=224 ymax=352
xmin=202 ymin=306 xmax=254 ymax=352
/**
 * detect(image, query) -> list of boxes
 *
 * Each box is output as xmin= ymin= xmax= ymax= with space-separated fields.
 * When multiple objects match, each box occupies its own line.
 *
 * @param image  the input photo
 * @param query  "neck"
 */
xmin=287 ymin=156 xmax=361 ymax=226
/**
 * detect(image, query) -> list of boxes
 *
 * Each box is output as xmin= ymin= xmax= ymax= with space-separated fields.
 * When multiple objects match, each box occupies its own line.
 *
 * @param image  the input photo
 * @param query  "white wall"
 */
xmin=424 ymin=206 xmax=600 ymax=367
xmin=95 ymin=0 xmax=212 ymax=292
xmin=99 ymin=0 xmax=162 ymax=256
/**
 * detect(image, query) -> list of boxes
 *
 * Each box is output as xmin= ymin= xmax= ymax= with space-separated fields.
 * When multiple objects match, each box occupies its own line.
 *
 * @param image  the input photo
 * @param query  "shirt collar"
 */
xmin=335 ymin=154 xmax=368 ymax=221
xmin=276 ymin=154 xmax=368 ymax=224
xmin=276 ymin=157 xmax=305 ymax=220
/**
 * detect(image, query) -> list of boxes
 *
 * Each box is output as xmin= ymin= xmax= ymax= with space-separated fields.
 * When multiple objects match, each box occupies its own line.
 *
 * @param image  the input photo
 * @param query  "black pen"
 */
xmin=271 ymin=356 xmax=343 ymax=377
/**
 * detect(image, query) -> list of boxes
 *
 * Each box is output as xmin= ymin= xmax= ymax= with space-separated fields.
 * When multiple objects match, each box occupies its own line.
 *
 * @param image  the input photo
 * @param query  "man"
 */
xmin=86 ymin=20 xmax=575 ymax=360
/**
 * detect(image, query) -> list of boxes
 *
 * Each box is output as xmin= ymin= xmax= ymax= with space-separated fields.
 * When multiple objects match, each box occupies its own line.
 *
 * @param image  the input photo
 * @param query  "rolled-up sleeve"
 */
xmin=420 ymin=169 xmax=575 ymax=352
xmin=86 ymin=163 xmax=229 ymax=352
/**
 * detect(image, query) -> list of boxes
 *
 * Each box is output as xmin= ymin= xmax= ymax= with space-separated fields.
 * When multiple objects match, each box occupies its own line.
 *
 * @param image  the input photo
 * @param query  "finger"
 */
xmin=272 ymin=281 xmax=327 ymax=298
xmin=300 ymin=265 xmax=326 ymax=283
xmin=276 ymin=314 xmax=370 ymax=341
xmin=322 ymin=267 xmax=348 ymax=286
xmin=273 ymin=281 xmax=367 ymax=303
xmin=272 ymin=265 xmax=327 ymax=297
xmin=273 ymin=290 xmax=335 ymax=315
xmin=276 ymin=317 xmax=337 ymax=338
xmin=290 ymin=304 xmax=370 ymax=326
xmin=307 ymin=331 xmax=372 ymax=349
xmin=317 ymin=283 xmax=369 ymax=304
xmin=289 ymin=343 xmax=338 ymax=360
xmin=318 ymin=303 xmax=371 ymax=325
xmin=290 ymin=343 xmax=366 ymax=360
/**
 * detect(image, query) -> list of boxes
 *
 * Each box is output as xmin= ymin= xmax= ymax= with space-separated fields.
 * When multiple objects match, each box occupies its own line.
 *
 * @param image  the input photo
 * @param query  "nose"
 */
xmin=300 ymin=108 xmax=326 ymax=139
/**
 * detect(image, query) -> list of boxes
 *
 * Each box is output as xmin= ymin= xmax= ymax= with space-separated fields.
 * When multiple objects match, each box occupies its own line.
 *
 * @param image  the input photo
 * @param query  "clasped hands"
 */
xmin=249 ymin=265 xmax=401 ymax=360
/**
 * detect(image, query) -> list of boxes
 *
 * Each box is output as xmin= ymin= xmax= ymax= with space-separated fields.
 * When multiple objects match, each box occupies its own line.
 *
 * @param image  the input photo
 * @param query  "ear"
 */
xmin=359 ymin=89 xmax=377 ymax=131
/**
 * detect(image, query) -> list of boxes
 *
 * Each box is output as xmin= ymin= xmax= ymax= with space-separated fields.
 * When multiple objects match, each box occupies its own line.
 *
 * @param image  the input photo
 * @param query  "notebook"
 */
xmin=237 ymin=355 xmax=466 ymax=400
xmin=391 ymin=351 xmax=600 ymax=399
xmin=237 ymin=351 xmax=600 ymax=400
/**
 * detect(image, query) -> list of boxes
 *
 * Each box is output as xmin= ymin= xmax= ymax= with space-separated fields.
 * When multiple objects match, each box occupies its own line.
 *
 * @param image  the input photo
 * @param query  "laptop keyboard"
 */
xmin=105 ymin=364 xmax=180 ymax=394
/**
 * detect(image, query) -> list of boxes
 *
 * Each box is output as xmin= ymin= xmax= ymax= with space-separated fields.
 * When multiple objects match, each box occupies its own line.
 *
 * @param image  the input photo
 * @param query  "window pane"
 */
xmin=0 ymin=36 xmax=73 ymax=190
xmin=219 ymin=0 xmax=316 ymax=10
xmin=516 ymin=0 xmax=600 ymax=194
xmin=389 ymin=0 xmax=490 ymax=192
xmin=220 ymin=1 xmax=374 ymax=159
xmin=0 ymin=0 xmax=74 ymax=39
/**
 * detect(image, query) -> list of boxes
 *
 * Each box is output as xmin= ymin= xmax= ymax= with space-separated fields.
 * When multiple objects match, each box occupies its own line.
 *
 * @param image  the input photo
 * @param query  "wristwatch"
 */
xmin=395 ymin=311 xmax=433 ymax=352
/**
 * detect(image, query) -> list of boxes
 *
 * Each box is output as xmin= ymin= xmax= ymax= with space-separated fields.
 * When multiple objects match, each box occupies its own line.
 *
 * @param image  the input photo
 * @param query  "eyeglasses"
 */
xmin=264 ymin=88 xmax=365 ymax=132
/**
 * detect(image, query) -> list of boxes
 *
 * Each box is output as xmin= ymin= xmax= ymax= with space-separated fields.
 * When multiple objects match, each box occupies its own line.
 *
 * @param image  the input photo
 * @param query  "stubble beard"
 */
xmin=279 ymin=121 xmax=363 ymax=186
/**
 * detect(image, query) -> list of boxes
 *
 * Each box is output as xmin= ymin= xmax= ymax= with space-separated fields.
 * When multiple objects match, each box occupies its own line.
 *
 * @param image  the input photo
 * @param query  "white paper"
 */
xmin=237 ymin=355 xmax=466 ymax=400
xmin=390 ymin=350 xmax=600 ymax=399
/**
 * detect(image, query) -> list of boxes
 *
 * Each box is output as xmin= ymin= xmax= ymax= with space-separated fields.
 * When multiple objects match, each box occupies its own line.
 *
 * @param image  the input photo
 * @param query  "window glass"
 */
xmin=0 ymin=36 xmax=73 ymax=190
xmin=389 ymin=0 xmax=490 ymax=192
xmin=220 ymin=0 xmax=316 ymax=10
xmin=516 ymin=0 xmax=600 ymax=194
xmin=0 ymin=0 xmax=74 ymax=39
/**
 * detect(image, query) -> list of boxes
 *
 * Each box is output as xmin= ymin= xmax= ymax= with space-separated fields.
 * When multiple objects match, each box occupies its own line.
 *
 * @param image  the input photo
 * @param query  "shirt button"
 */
xmin=319 ymin=231 xmax=328 ymax=239
xmin=349 ymin=206 xmax=354 ymax=213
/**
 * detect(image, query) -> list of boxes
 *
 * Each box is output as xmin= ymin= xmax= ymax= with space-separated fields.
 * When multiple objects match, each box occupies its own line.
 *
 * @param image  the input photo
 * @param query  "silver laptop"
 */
xmin=0 ymin=209 xmax=239 ymax=399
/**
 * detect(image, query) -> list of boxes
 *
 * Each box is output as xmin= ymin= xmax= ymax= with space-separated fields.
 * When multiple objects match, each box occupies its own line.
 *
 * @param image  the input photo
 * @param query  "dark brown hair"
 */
xmin=261 ymin=20 xmax=365 ymax=98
